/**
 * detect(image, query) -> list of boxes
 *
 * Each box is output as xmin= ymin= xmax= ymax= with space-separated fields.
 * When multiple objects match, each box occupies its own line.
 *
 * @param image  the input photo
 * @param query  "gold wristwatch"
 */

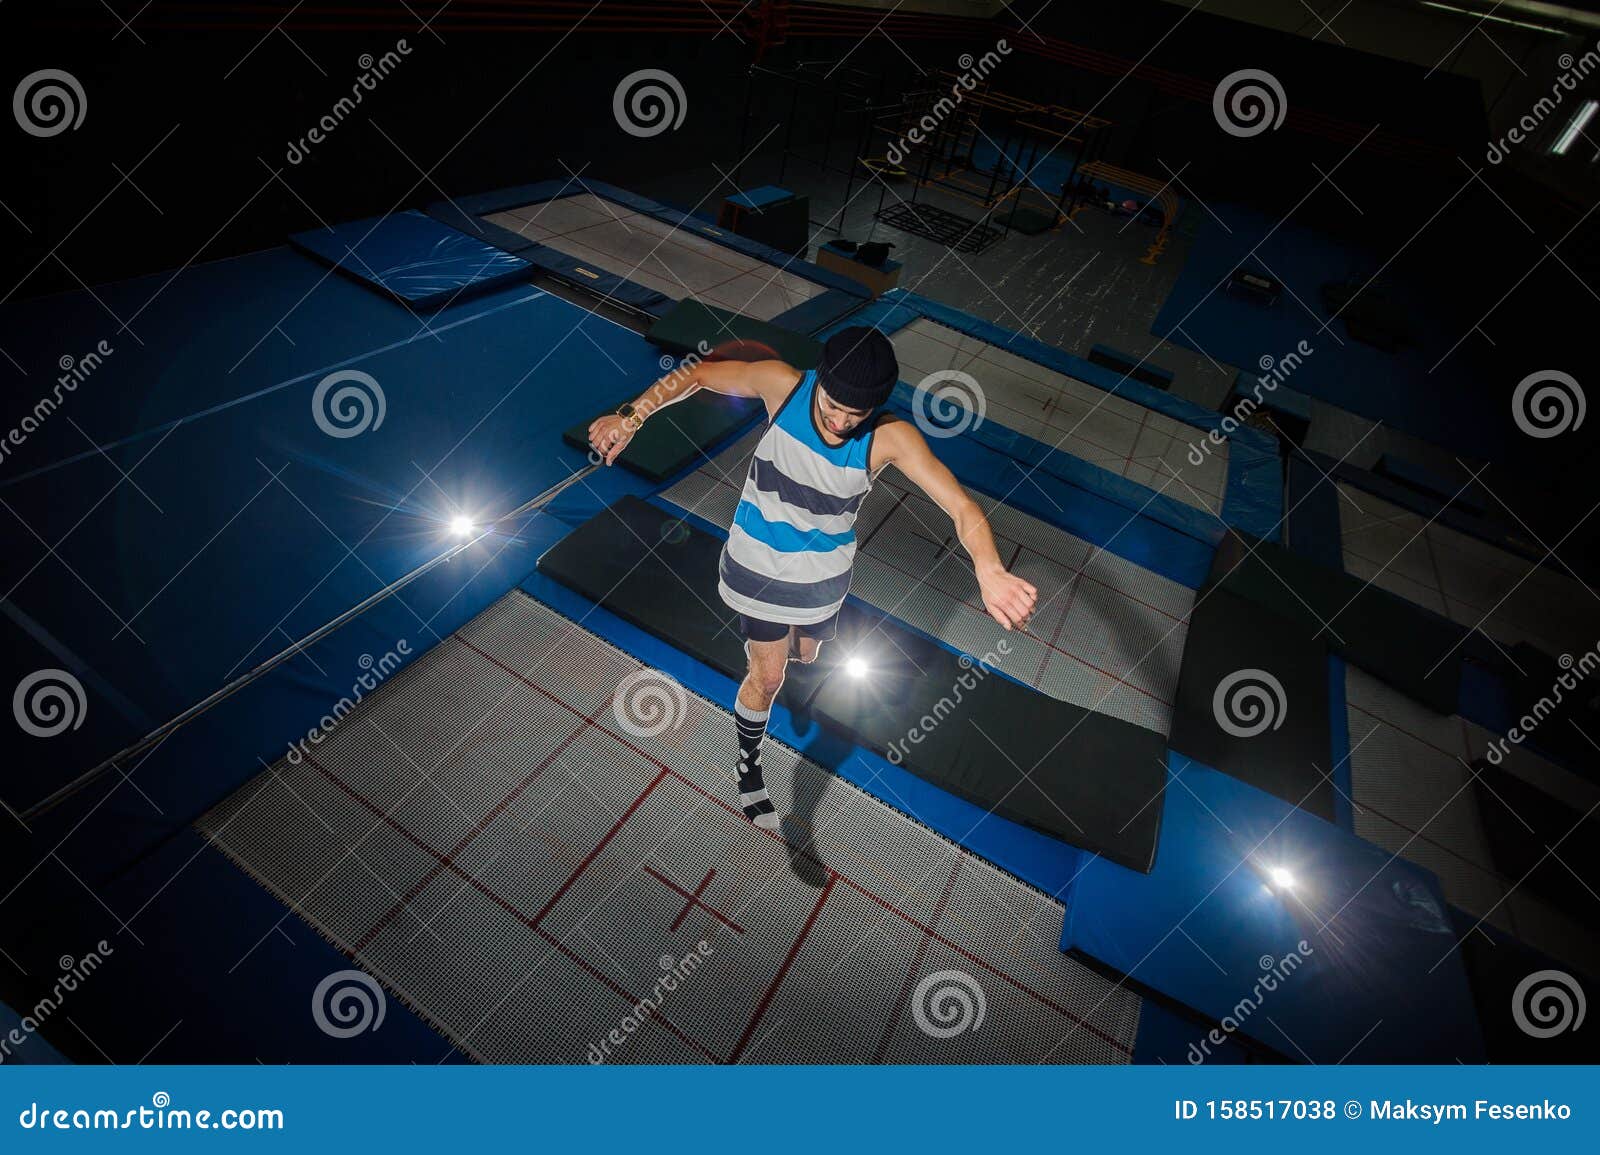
xmin=616 ymin=402 xmax=643 ymax=432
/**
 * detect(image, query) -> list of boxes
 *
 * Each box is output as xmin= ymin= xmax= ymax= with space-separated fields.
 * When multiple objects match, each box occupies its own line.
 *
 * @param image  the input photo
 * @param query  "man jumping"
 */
xmin=589 ymin=326 xmax=1037 ymax=831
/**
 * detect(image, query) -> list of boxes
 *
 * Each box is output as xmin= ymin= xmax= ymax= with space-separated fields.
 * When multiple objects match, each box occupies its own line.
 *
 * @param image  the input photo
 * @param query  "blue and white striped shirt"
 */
xmin=718 ymin=370 xmax=877 ymax=625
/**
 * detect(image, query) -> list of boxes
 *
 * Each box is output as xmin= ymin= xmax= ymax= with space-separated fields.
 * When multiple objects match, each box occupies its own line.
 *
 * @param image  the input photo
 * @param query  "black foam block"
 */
xmin=1170 ymin=588 xmax=1334 ymax=820
xmin=536 ymin=496 xmax=1168 ymax=872
xmin=1208 ymin=532 xmax=1467 ymax=714
xmin=562 ymin=391 xmax=762 ymax=483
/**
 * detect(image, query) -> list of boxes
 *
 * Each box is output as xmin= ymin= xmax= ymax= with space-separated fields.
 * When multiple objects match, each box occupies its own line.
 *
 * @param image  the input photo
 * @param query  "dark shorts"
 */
xmin=737 ymin=612 xmax=840 ymax=645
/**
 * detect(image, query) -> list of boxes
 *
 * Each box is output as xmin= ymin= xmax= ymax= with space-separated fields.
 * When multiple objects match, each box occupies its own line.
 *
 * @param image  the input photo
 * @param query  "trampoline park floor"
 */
xmin=483 ymin=193 xmax=826 ymax=321
xmin=196 ymin=592 xmax=1142 ymax=1064
xmin=1338 ymin=483 xmax=1600 ymax=659
xmin=887 ymin=317 xmax=1229 ymax=517
xmin=1345 ymin=665 xmax=1600 ymax=977
xmin=661 ymin=426 xmax=1194 ymax=736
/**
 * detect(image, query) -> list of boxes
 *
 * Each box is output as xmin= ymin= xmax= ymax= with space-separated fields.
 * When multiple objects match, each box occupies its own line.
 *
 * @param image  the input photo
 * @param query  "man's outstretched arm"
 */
xmin=588 ymin=359 xmax=787 ymax=465
xmin=875 ymin=419 xmax=1039 ymax=631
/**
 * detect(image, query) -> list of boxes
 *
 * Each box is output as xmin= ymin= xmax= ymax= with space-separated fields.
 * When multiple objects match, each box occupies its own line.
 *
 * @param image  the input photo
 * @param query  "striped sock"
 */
xmin=734 ymin=700 xmax=779 ymax=831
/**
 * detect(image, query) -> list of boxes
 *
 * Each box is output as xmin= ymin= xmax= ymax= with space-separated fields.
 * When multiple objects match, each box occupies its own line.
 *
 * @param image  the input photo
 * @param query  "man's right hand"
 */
xmin=588 ymin=414 xmax=636 ymax=465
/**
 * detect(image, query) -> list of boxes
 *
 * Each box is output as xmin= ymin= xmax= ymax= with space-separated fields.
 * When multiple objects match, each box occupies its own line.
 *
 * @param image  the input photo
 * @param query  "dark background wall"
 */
xmin=3 ymin=0 xmax=1595 ymax=546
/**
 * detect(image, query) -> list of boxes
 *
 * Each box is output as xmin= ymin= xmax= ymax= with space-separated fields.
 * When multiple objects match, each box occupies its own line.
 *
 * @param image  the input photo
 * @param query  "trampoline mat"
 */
xmin=1338 ymin=484 xmax=1600 ymax=661
xmin=1344 ymin=666 xmax=1600 ymax=977
xmin=196 ymin=592 xmax=1141 ymax=1064
xmin=483 ymin=194 xmax=825 ymax=321
xmin=661 ymin=428 xmax=1194 ymax=736
xmin=889 ymin=318 xmax=1229 ymax=517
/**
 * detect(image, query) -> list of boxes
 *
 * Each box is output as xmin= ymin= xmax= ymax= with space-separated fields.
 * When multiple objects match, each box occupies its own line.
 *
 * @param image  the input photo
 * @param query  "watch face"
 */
xmin=617 ymin=403 xmax=636 ymax=418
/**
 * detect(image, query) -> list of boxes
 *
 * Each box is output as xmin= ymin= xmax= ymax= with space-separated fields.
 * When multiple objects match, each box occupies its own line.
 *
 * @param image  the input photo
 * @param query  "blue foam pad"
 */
xmin=1061 ymin=752 xmax=1486 ymax=1063
xmin=728 ymin=185 xmax=794 ymax=210
xmin=289 ymin=210 xmax=532 ymax=309
xmin=1090 ymin=343 xmax=1174 ymax=385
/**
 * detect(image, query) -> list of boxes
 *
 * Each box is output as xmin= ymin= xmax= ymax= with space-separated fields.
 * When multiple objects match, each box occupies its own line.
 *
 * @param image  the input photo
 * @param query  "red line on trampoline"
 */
xmin=302 ymin=634 xmax=1135 ymax=1060
xmin=836 ymin=873 xmax=1133 ymax=1055
xmin=645 ymin=866 xmax=746 ymax=935
xmin=659 ymin=766 xmax=1131 ymax=1055
xmin=533 ymin=925 xmax=720 ymax=1063
xmin=871 ymin=860 xmax=961 ymax=1063
xmin=727 ymin=874 xmax=836 ymax=1064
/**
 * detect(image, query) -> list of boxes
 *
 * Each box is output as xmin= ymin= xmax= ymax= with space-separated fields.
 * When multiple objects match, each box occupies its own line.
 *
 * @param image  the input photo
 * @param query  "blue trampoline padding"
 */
xmin=1232 ymin=374 xmax=1313 ymax=422
xmin=11 ymin=827 xmax=463 ymax=1063
xmin=878 ymin=384 xmax=1212 ymax=588
xmin=424 ymin=201 xmax=675 ymax=321
xmin=727 ymin=185 xmax=794 ymax=210
xmin=1132 ymin=999 xmax=1258 ymax=1065
xmin=1090 ymin=343 xmax=1174 ymax=386
xmin=515 ymin=570 xmax=1088 ymax=901
xmin=1284 ymin=455 xmax=1344 ymax=571
xmin=517 ymin=242 xmax=675 ymax=315
xmin=770 ymin=289 xmax=868 ymax=336
xmin=444 ymin=180 xmax=872 ymax=300
xmin=288 ymin=210 xmax=533 ymax=309
xmin=0 ymin=289 xmax=658 ymax=849
xmin=839 ymin=291 xmax=1284 ymax=543
xmin=427 ymin=207 xmax=544 ymax=256
xmin=1061 ymin=752 xmax=1487 ymax=1063
xmin=1327 ymin=656 xmax=1355 ymax=831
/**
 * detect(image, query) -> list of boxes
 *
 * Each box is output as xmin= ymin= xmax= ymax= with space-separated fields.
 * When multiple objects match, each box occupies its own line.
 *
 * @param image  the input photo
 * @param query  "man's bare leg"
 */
xmin=790 ymin=634 xmax=823 ymax=665
xmin=735 ymin=633 xmax=790 ymax=830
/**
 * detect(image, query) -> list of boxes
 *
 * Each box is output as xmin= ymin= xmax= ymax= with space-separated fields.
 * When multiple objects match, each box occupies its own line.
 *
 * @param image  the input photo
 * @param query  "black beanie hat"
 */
xmin=817 ymin=326 xmax=898 ymax=411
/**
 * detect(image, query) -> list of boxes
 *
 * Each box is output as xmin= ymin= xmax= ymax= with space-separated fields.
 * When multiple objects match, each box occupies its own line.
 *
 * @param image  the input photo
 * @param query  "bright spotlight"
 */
xmin=1269 ymin=867 xmax=1295 ymax=889
xmin=449 ymin=515 xmax=475 ymax=538
xmin=844 ymin=656 xmax=868 ymax=678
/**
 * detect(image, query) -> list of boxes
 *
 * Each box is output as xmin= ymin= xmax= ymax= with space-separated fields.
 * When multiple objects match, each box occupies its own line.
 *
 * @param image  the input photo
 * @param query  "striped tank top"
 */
xmin=718 ymin=369 xmax=876 ymax=625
